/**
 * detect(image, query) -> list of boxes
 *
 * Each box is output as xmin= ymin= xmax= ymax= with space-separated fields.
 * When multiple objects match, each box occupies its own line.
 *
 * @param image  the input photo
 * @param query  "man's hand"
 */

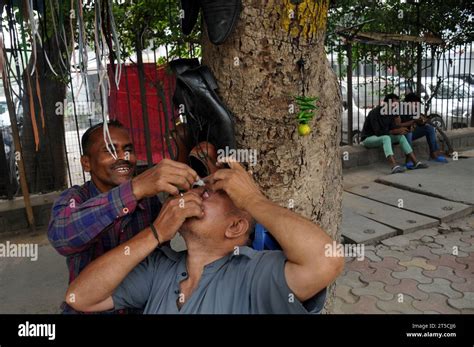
xmin=416 ymin=117 xmax=427 ymax=125
xmin=152 ymin=190 xmax=204 ymax=243
xmin=207 ymin=160 xmax=265 ymax=211
xmin=132 ymin=159 xmax=199 ymax=200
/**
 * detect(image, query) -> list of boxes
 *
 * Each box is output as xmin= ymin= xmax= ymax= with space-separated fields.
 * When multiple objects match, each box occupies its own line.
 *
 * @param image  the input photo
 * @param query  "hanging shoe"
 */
xmin=189 ymin=141 xmax=225 ymax=177
xmin=179 ymin=0 xmax=201 ymax=35
xmin=201 ymin=0 xmax=242 ymax=45
xmin=176 ymin=65 xmax=236 ymax=151
xmin=169 ymin=58 xmax=200 ymax=76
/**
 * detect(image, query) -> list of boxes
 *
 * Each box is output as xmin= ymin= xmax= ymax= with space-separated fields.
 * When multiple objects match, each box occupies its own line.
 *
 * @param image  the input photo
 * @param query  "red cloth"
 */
xmin=108 ymin=63 xmax=176 ymax=164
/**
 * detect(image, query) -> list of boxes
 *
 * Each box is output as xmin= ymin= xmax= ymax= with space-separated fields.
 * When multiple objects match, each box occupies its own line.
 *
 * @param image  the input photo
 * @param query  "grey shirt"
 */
xmin=112 ymin=245 xmax=326 ymax=314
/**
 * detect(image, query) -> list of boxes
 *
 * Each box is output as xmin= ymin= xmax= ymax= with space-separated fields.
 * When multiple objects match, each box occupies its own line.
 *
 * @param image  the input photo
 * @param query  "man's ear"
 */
xmin=224 ymin=216 xmax=249 ymax=240
xmin=81 ymin=155 xmax=91 ymax=173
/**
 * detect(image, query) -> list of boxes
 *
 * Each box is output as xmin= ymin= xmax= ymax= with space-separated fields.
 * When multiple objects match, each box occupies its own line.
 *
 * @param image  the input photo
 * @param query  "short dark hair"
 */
xmin=81 ymin=120 xmax=124 ymax=155
xmin=383 ymin=93 xmax=400 ymax=102
xmin=404 ymin=92 xmax=421 ymax=103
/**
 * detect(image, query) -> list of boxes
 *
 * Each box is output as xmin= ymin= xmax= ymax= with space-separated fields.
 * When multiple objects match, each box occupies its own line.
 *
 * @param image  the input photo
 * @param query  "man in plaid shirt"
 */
xmin=48 ymin=121 xmax=199 ymax=313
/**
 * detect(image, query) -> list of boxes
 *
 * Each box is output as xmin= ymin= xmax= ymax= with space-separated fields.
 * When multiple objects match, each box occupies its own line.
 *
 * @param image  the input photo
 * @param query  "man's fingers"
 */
xmin=161 ymin=160 xmax=199 ymax=181
xmin=164 ymin=166 xmax=197 ymax=187
xmin=164 ymin=174 xmax=192 ymax=191
xmin=226 ymin=160 xmax=245 ymax=172
xmin=162 ymin=183 xmax=180 ymax=196
xmin=209 ymin=179 xmax=227 ymax=193
xmin=180 ymin=201 xmax=204 ymax=219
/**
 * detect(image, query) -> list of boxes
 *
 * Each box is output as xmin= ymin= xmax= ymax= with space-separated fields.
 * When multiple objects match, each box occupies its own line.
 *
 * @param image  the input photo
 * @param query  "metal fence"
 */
xmin=327 ymin=41 xmax=474 ymax=145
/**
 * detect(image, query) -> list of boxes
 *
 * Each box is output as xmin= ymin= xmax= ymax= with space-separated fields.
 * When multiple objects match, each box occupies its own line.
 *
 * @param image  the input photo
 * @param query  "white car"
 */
xmin=340 ymin=77 xmax=394 ymax=144
xmin=397 ymin=77 xmax=473 ymax=130
xmin=0 ymin=97 xmax=9 ymax=127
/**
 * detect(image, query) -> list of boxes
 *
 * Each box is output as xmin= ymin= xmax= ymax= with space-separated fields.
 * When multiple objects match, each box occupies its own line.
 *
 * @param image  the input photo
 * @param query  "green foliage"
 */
xmin=326 ymin=0 xmax=473 ymax=79
xmin=83 ymin=0 xmax=201 ymax=62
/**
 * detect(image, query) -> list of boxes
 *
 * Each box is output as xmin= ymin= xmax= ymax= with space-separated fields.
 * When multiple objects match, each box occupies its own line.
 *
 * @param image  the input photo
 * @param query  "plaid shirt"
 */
xmin=48 ymin=180 xmax=161 ymax=313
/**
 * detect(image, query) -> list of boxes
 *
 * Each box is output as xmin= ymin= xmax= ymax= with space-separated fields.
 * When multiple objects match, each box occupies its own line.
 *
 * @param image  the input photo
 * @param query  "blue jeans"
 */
xmin=405 ymin=124 xmax=439 ymax=154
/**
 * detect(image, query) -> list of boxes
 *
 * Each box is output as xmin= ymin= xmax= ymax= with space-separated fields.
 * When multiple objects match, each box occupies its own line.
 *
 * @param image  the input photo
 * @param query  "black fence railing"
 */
xmin=327 ymin=42 xmax=474 ymax=145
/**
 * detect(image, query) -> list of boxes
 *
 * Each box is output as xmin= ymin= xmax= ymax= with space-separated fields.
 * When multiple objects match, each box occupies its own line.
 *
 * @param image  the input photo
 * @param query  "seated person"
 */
xmin=395 ymin=93 xmax=448 ymax=167
xmin=65 ymin=161 xmax=344 ymax=314
xmin=361 ymin=94 xmax=428 ymax=174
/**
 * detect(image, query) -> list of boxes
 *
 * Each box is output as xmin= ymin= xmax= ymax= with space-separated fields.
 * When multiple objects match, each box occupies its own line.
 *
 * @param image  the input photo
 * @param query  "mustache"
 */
xmin=111 ymin=160 xmax=133 ymax=169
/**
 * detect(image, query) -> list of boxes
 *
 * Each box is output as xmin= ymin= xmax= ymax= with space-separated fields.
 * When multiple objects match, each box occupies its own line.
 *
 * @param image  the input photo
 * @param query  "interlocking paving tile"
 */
xmin=369 ymin=257 xmax=407 ymax=272
xmin=365 ymin=250 xmax=382 ymax=262
xmin=399 ymin=257 xmax=436 ymax=271
xmin=406 ymin=245 xmax=440 ymax=261
xmin=428 ymin=254 xmax=467 ymax=270
xmin=422 ymin=265 xmax=467 ymax=283
xmin=384 ymin=279 xmax=429 ymax=301
xmin=451 ymin=281 xmax=474 ymax=293
xmin=360 ymin=267 xmax=401 ymax=286
xmin=375 ymin=249 xmax=411 ymax=261
xmin=339 ymin=295 xmax=384 ymax=314
xmin=430 ymin=247 xmax=468 ymax=257
xmin=405 ymin=228 xmax=439 ymax=241
xmin=338 ymin=270 xmax=367 ymax=289
xmin=381 ymin=235 xmax=410 ymax=248
xmin=412 ymin=293 xmax=461 ymax=314
xmin=460 ymin=236 xmax=474 ymax=244
xmin=455 ymin=255 xmax=474 ymax=268
xmin=426 ymin=242 xmax=443 ymax=249
xmin=376 ymin=294 xmax=422 ymax=314
xmin=434 ymin=234 xmax=470 ymax=248
xmin=448 ymin=292 xmax=474 ymax=310
xmin=392 ymin=267 xmax=433 ymax=284
xmin=351 ymin=282 xmax=394 ymax=301
xmin=459 ymin=244 xmax=474 ymax=253
xmin=454 ymin=266 xmax=474 ymax=280
xmin=345 ymin=258 xmax=375 ymax=275
xmin=418 ymin=278 xmax=463 ymax=299
xmin=336 ymin=284 xmax=358 ymax=304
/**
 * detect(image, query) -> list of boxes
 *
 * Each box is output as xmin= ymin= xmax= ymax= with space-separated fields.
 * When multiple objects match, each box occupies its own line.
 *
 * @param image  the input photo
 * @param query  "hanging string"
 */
xmin=93 ymin=0 xmax=117 ymax=160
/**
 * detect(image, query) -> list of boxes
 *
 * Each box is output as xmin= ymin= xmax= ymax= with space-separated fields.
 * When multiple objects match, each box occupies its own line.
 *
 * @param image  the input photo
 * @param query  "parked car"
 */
xmin=397 ymin=77 xmax=473 ymax=130
xmin=340 ymin=77 xmax=394 ymax=144
xmin=452 ymin=73 xmax=474 ymax=86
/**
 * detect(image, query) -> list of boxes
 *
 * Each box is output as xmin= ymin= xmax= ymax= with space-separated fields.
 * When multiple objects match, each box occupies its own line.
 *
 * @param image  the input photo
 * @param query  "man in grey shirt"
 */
xmin=66 ymin=161 xmax=344 ymax=314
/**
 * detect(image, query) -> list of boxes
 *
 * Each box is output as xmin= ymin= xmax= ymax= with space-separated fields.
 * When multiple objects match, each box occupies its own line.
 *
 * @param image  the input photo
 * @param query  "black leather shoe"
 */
xmin=201 ymin=0 xmax=241 ymax=45
xmin=169 ymin=58 xmax=200 ymax=76
xmin=180 ymin=0 xmax=201 ymax=35
xmin=175 ymin=66 xmax=236 ymax=151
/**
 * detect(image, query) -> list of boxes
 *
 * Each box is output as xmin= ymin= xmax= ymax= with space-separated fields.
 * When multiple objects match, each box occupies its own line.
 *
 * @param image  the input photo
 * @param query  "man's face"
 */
xmin=81 ymin=126 xmax=136 ymax=192
xmin=180 ymin=185 xmax=238 ymax=240
xmin=390 ymin=99 xmax=399 ymax=109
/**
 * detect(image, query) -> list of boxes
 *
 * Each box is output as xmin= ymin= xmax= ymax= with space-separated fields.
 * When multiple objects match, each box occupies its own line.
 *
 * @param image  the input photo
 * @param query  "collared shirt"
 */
xmin=48 ymin=180 xmax=161 ymax=313
xmin=112 ymin=245 xmax=327 ymax=314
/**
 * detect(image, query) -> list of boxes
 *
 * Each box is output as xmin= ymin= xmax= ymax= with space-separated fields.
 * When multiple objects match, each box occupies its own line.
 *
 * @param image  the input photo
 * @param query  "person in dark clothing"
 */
xmin=395 ymin=93 xmax=448 ymax=167
xmin=361 ymin=94 xmax=428 ymax=174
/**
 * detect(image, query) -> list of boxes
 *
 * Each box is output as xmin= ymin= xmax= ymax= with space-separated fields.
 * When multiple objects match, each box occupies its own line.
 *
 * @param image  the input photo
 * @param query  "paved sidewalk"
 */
xmin=335 ymin=156 xmax=474 ymax=314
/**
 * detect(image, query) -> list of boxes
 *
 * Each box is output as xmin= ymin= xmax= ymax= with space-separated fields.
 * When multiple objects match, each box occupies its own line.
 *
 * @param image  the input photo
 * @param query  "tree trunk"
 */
xmin=21 ymin=30 xmax=69 ymax=193
xmin=202 ymin=0 xmax=342 ymax=312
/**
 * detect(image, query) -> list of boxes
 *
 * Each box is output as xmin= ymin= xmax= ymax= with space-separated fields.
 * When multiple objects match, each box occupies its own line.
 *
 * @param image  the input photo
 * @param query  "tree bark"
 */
xmin=20 ymin=20 xmax=70 ymax=193
xmin=202 ymin=0 xmax=342 ymax=312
